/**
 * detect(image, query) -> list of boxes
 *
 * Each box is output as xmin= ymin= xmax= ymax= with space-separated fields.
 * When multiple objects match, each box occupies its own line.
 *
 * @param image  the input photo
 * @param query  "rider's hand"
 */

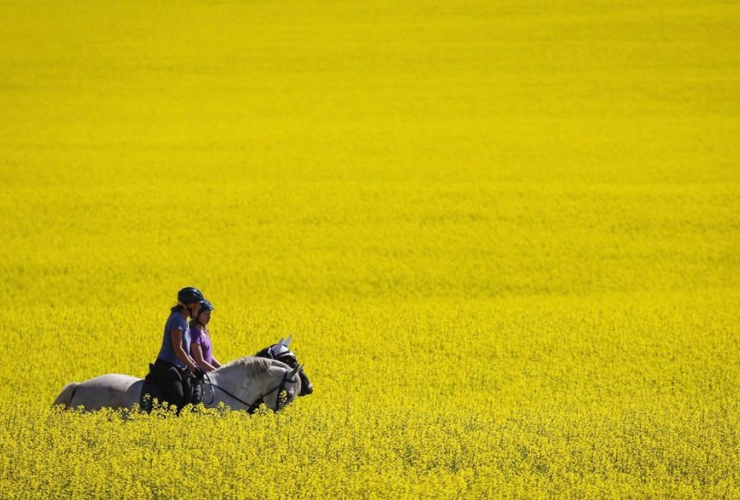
xmin=192 ymin=367 xmax=205 ymax=379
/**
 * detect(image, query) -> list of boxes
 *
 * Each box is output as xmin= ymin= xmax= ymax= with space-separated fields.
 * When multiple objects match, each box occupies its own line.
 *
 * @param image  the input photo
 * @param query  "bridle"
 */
xmin=203 ymin=369 xmax=299 ymax=414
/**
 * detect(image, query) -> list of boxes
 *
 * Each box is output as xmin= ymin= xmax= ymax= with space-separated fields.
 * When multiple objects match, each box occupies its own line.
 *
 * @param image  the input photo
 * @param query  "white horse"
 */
xmin=53 ymin=357 xmax=303 ymax=413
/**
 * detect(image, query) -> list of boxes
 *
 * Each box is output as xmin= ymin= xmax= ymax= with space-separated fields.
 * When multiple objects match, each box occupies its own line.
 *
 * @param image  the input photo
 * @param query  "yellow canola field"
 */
xmin=1 ymin=0 xmax=739 ymax=498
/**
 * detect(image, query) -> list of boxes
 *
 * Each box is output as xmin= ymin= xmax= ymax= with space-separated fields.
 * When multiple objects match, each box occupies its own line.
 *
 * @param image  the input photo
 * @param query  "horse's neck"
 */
xmin=207 ymin=368 xmax=266 ymax=410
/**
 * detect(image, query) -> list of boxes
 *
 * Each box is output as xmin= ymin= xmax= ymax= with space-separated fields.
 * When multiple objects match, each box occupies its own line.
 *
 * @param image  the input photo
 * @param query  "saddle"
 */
xmin=140 ymin=363 xmax=205 ymax=413
xmin=139 ymin=379 xmax=168 ymax=413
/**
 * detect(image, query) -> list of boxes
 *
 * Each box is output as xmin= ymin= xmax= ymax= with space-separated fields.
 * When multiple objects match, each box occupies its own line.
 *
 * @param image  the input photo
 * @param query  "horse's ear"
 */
xmin=285 ymin=335 xmax=293 ymax=347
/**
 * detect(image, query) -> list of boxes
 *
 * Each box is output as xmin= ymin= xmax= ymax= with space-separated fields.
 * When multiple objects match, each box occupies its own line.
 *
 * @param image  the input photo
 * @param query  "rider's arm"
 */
xmin=211 ymin=357 xmax=222 ymax=369
xmin=191 ymin=343 xmax=218 ymax=372
xmin=171 ymin=329 xmax=199 ymax=371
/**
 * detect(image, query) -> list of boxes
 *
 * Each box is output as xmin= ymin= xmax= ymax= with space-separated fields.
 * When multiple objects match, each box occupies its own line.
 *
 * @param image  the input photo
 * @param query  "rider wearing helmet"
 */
xmin=150 ymin=287 xmax=206 ymax=410
xmin=189 ymin=299 xmax=222 ymax=373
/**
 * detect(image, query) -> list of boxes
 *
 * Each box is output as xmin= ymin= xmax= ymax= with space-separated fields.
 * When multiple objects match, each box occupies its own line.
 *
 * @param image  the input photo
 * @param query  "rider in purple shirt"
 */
xmin=190 ymin=300 xmax=222 ymax=372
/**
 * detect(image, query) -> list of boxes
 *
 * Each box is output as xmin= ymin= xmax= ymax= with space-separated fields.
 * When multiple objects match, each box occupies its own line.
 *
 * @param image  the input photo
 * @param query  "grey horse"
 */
xmin=53 ymin=357 xmax=302 ymax=413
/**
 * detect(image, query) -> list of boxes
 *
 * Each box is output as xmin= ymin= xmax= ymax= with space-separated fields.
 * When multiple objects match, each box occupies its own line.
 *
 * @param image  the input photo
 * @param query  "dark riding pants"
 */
xmin=152 ymin=358 xmax=187 ymax=410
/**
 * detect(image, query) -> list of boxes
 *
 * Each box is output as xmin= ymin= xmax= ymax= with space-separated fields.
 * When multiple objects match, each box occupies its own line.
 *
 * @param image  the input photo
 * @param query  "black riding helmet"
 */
xmin=194 ymin=299 xmax=215 ymax=327
xmin=199 ymin=300 xmax=215 ymax=313
xmin=178 ymin=287 xmax=205 ymax=305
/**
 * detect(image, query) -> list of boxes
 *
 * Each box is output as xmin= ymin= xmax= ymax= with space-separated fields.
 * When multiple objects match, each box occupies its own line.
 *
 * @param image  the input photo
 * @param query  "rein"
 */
xmin=204 ymin=371 xmax=293 ymax=414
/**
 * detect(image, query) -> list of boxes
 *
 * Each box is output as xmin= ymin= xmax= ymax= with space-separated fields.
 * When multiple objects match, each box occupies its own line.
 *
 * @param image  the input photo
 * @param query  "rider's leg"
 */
xmin=159 ymin=365 xmax=185 ymax=411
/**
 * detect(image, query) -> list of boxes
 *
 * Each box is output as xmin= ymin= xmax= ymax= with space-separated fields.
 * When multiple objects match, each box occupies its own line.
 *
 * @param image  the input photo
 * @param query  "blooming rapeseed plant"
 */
xmin=1 ymin=0 xmax=738 ymax=498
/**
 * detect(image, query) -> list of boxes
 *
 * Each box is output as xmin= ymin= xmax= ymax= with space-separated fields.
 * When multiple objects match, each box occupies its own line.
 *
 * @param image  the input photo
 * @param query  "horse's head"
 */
xmin=263 ymin=363 xmax=303 ymax=412
xmin=256 ymin=337 xmax=313 ymax=396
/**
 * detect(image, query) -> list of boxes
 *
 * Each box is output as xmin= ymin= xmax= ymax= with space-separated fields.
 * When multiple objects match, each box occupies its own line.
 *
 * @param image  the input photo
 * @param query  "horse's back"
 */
xmin=84 ymin=373 xmax=141 ymax=387
xmin=70 ymin=374 xmax=144 ymax=412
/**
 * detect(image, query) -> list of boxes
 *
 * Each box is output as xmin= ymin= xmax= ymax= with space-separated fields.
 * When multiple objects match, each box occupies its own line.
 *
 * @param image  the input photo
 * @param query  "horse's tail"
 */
xmin=53 ymin=382 xmax=79 ymax=410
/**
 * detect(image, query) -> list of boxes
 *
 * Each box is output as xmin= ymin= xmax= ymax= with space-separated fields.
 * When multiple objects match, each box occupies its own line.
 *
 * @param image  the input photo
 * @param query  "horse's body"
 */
xmin=54 ymin=357 xmax=302 ymax=413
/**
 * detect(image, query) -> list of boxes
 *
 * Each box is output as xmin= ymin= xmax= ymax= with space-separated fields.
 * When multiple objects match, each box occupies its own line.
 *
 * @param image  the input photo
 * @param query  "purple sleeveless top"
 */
xmin=190 ymin=325 xmax=214 ymax=364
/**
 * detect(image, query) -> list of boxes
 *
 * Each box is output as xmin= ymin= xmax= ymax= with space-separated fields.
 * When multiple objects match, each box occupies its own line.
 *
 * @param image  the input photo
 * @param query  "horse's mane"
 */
xmin=216 ymin=356 xmax=273 ymax=382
